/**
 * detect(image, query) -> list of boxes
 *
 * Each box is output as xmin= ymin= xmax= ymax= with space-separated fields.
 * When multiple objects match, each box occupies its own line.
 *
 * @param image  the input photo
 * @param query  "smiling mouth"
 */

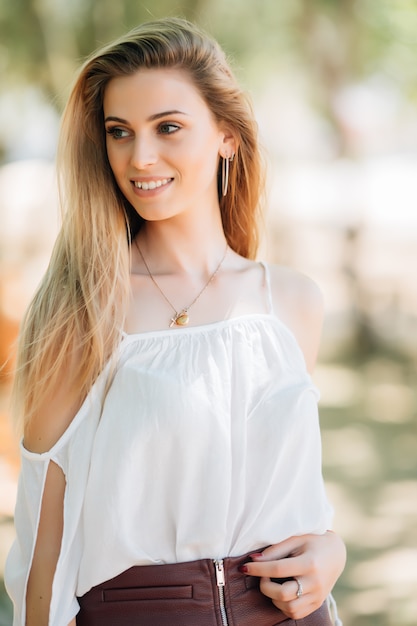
xmin=133 ymin=178 xmax=173 ymax=190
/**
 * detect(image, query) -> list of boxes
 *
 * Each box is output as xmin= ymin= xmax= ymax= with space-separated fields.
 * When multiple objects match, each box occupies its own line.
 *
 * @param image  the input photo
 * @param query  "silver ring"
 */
xmin=295 ymin=577 xmax=303 ymax=599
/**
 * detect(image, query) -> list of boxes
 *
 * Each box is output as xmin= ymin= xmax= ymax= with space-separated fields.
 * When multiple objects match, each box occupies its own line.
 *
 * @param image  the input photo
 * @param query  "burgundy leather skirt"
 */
xmin=77 ymin=552 xmax=333 ymax=626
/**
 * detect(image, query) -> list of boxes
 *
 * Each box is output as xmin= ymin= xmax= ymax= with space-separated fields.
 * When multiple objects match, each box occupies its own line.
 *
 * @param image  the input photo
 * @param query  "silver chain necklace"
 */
xmin=135 ymin=239 xmax=228 ymax=327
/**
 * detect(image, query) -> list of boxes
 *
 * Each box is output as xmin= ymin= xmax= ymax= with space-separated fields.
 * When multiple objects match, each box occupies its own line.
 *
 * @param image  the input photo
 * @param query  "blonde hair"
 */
xmin=12 ymin=17 xmax=265 ymax=432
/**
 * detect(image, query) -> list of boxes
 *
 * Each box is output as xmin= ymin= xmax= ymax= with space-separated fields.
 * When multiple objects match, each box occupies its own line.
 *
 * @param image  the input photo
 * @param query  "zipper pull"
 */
xmin=214 ymin=559 xmax=225 ymax=587
xmin=213 ymin=559 xmax=229 ymax=626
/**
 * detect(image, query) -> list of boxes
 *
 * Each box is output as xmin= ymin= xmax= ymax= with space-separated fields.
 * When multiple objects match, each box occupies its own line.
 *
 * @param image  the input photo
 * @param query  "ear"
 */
xmin=219 ymin=127 xmax=237 ymax=159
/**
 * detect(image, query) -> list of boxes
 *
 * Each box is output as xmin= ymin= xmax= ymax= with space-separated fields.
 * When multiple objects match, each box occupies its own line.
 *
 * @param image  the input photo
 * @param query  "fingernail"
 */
xmin=238 ymin=565 xmax=249 ymax=574
xmin=249 ymin=552 xmax=263 ymax=559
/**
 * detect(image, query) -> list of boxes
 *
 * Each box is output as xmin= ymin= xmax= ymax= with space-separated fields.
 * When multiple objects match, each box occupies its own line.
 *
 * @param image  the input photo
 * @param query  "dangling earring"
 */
xmin=222 ymin=154 xmax=235 ymax=197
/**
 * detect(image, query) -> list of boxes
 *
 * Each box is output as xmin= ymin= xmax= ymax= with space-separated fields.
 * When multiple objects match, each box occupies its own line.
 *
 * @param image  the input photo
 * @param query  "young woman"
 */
xmin=5 ymin=17 xmax=346 ymax=626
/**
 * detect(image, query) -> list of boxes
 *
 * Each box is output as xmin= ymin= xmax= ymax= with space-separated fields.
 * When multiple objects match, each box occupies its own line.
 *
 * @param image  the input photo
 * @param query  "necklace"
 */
xmin=135 ymin=240 xmax=228 ymax=327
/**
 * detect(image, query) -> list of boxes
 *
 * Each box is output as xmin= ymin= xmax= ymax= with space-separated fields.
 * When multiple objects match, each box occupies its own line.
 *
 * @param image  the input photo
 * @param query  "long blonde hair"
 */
xmin=12 ymin=17 xmax=265 ymax=432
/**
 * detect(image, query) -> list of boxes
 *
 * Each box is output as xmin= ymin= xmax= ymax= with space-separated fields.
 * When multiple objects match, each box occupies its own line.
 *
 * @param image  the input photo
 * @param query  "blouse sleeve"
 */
xmin=4 ymin=377 xmax=106 ymax=626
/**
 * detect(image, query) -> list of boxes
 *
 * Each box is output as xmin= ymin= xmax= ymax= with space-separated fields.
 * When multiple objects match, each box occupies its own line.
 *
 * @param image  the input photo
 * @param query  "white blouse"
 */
xmin=5 ymin=269 xmax=333 ymax=626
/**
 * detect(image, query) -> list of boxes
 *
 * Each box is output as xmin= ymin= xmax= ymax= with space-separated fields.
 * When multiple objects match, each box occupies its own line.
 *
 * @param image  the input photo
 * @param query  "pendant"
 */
xmin=170 ymin=310 xmax=190 ymax=327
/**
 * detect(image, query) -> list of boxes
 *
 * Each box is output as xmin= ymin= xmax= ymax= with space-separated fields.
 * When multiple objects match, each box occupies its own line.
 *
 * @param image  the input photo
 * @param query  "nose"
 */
xmin=130 ymin=134 xmax=158 ymax=169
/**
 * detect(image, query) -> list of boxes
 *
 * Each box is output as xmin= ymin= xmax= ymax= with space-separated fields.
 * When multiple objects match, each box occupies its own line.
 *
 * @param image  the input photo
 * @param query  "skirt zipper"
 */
xmin=214 ymin=559 xmax=229 ymax=626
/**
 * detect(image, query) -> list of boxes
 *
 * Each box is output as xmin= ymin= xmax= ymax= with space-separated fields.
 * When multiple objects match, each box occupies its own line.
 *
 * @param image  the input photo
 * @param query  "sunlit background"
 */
xmin=1 ymin=1 xmax=416 ymax=625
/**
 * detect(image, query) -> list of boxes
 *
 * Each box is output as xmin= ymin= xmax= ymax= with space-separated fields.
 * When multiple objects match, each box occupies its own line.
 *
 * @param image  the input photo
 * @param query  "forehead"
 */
xmin=103 ymin=68 xmax=211 ymax=118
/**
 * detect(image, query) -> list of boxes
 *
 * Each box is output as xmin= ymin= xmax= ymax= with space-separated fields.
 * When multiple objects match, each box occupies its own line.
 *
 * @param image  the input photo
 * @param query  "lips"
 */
xmin=132 ymin=178 xmax=173 ymax=190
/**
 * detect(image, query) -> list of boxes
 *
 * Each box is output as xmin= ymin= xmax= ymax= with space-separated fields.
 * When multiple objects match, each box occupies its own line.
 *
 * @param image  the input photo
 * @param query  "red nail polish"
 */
xmin=249 ymin=552 xmax=263 ymax=559
xmin=238 ymin=565 xmax=248 ymax=574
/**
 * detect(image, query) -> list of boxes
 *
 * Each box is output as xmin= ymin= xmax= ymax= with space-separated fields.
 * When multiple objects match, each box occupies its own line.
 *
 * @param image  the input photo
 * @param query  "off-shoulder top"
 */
xmin=5 ymin=264 xmax=333 ymax=626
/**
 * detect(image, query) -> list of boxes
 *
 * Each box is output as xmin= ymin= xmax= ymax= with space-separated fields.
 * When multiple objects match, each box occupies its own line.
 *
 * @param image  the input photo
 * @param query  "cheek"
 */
xmin=184 ymin=141 xmax=220 ymax=182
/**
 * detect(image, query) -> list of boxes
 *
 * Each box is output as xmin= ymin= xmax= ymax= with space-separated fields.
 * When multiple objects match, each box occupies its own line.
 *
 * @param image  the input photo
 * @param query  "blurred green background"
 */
xmin=0 ymin=1 xmax=416 ymax=625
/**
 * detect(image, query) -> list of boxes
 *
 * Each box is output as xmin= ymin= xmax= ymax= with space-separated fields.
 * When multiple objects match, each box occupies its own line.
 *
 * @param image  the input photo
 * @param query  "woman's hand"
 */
xmin=239 ymin=532 xmax=346 ymax=620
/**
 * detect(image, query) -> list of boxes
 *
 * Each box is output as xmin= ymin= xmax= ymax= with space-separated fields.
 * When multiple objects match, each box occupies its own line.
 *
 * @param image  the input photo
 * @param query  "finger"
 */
xmin=239 ymin=555 xmax=299 ymax=579
xmin=260 ymin=577 xmax=316 ymax=621
xmin=251 ymin=536 xmax=310 ymax=561
xmin=261 ymin=577 xmax=303 ymax=603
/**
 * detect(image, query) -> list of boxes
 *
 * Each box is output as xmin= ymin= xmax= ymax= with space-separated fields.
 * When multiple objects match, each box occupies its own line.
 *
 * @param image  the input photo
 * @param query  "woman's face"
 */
xmin=103 ymin=68 xmax=234 ymax=223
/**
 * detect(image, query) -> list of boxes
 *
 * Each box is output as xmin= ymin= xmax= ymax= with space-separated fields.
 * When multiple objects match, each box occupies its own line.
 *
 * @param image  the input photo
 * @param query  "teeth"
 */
xmin=134 ymin=178 xmax=170 ymax=190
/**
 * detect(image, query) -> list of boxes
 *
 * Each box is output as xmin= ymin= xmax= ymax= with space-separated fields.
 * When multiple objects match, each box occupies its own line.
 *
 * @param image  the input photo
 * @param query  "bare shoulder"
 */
xmin=23 ymin=353 xmax=85 ymax=454
xmin=268 ymin=264 xmax=324 ymax=315
xmin=268 ymin=264 xmax=324 ymax=372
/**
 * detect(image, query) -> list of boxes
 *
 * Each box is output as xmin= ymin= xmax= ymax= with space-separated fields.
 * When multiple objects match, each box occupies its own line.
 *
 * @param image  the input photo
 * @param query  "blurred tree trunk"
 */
xmin=297 ymin=0 xmax=358 ymax=157
xmin=1 ymin=0 xmax=56 ymax=95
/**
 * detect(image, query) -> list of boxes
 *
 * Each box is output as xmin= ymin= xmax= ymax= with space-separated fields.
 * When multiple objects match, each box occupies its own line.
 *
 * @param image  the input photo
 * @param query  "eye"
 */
xmin=158 ymin=123 xmax=180 ymax=135
xmin=106 ymin=127 xmax=130 ymax=139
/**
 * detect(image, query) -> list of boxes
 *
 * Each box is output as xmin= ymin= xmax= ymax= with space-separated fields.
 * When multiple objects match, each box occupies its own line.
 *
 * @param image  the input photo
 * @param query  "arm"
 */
xmin=268 ymin=265 xmax=324 ymax=374
xmin=24 ymin=365 xmax=83 ymax=626
xmin=26 ymin=462 xmax=66 ymax=626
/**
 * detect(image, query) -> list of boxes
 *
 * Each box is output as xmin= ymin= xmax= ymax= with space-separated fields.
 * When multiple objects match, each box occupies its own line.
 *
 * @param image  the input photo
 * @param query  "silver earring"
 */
xmin=222 ymin=154 xmax=235 ymax=197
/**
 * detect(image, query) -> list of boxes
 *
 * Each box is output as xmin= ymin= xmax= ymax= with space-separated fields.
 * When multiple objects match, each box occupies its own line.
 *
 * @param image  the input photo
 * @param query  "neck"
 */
xmin=135 ymin=212 xmax=228 ymax=277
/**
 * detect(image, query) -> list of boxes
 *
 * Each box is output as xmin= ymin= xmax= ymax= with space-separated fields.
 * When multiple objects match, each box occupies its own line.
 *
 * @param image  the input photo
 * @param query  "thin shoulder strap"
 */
xmin=259 ymin=261 xmax=274 ymax=315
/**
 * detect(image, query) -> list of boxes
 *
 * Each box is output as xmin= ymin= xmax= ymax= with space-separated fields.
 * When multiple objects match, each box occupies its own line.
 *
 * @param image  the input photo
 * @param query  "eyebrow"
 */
xmin=104 ymin=110 xmax=189 ymax=124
